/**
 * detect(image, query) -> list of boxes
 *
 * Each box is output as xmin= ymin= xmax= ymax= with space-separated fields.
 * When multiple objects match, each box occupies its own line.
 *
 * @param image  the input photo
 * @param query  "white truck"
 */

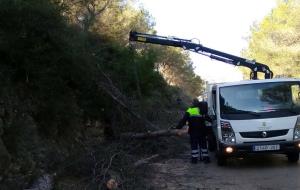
xmin=129 ymin=31 xmax=300 ymax=165
xmin=206 ymin=78 xmax=300 ymax=165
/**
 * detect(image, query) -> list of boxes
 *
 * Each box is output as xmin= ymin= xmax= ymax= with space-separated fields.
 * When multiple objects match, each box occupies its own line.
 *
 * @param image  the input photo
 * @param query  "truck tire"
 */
xmin=287 ymin=153 xmax=299 ymax=163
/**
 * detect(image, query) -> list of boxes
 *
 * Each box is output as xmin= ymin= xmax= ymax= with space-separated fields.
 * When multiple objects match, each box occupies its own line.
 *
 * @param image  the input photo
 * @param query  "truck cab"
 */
xmin=207 ymin=78 xmax=300 ymax=165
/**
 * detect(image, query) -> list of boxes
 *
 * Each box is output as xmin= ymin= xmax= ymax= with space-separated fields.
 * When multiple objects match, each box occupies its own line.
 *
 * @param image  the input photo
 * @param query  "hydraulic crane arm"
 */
xmin=129 ymin=31 xmax=273 ymax=80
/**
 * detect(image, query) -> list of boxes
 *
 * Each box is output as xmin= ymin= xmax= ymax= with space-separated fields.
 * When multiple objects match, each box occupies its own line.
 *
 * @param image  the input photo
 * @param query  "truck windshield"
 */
xmin=220 ymin=82 xmax=300 ymax=120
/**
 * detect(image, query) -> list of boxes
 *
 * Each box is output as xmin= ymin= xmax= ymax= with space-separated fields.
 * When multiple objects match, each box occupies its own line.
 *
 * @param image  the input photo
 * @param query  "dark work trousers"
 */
xmin=190 ymin=132 xmax=208 ymax=160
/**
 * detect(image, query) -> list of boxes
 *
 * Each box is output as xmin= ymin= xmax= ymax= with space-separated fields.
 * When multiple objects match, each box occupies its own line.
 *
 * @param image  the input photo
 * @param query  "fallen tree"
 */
xmin=96 ymin=63 xmax=159 ymax=131
xmin=121 ymin=128 xmax=188 ymax=139
xmin=133 ymin=154 xmax=159 ymax=167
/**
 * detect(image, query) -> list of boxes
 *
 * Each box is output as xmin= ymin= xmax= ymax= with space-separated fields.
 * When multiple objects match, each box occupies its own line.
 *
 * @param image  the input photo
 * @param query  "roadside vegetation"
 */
xmin=242 ymin=0 xmax=300 ymax=79
xmin=0 ymin=0 xmax=203 ymax=189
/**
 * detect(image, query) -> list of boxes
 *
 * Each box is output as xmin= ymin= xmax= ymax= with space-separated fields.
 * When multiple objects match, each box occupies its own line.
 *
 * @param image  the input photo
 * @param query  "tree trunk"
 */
xmin=121 ymin=129 xmax=187 ymax=139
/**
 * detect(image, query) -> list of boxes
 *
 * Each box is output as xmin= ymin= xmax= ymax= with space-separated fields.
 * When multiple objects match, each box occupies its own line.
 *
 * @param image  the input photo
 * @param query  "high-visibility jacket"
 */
xmin=176 ymin=106 xmax=206 ymax=135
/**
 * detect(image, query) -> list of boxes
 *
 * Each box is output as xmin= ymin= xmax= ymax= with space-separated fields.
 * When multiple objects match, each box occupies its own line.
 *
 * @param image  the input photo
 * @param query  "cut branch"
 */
xmin=133 ymin=154 xmax=159 ymax=167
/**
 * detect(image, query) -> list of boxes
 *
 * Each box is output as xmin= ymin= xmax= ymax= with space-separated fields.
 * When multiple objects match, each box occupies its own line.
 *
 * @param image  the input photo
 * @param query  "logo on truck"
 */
xmin=262 ymin=131 xmax=267 ymax=138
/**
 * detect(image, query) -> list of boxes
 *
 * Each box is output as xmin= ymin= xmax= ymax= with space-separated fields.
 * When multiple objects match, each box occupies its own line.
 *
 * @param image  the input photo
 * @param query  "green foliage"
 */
xmin=153 ymin=46 xmax=205 ymax=97
xmin=0 ymin=0 xmax=104 ymax=136
xmin=0 ymin=0 xmax=206 ymax=188
xmin=242 ymin=0 xmax=300 ymax=78
xmin=59 ymin=0 xmax=204 ymax=97
xmin=0 ymin=0 xmax=205 ymax=141
xmin=0 ymin=0 xmax=205 ymax=139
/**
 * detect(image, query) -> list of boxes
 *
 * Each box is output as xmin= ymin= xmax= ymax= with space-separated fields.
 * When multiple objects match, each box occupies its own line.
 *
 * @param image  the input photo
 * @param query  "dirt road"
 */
xmin=148 ymin=149 xmax=300 ymax=190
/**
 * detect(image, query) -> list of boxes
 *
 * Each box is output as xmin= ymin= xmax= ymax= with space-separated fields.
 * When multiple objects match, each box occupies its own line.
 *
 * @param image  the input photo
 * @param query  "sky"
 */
xmin=138 ymin=0 xmax=277 ymax=82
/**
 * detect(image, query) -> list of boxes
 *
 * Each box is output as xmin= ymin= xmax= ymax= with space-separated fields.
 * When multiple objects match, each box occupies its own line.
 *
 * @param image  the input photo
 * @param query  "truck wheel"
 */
xmin=287 ymin=153 xmax=299 ymax=163
xmin=217 ymin=155 xmax=227 ymax=166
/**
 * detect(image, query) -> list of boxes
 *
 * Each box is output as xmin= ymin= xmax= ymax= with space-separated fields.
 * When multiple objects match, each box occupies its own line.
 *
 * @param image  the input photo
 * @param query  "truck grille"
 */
xmin=239 ymin=129 xmax=289 ymax=138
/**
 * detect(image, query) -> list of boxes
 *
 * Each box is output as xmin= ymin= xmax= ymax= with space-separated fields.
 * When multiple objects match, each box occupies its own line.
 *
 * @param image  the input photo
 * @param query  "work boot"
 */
xmin=191 ymin=157 xmax=198 ymax=164
xmin=203 ymin=157 xmax=210 ymax=164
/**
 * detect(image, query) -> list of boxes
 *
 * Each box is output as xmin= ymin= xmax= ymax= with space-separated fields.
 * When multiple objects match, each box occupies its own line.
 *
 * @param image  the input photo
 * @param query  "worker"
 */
xmin=174 ymin=98 xmax=211 ymax=164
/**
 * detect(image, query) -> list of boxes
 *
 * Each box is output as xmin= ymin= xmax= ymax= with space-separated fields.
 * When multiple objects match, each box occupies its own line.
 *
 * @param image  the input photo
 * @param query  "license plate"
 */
xmin=253 ymin=144 xmax=280 ymax=151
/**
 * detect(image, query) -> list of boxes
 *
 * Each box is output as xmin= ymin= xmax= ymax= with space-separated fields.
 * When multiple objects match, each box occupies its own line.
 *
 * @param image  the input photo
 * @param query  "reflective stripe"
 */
xmin=191 ymin=149 xmax=199 ymax=157
xmin=201 ymin=149 xmax=208 ymax=153
xmin=201 ymin=149 xmax=208 ymax=156
xmin=187 ymin=107 xmax=202 ymax=116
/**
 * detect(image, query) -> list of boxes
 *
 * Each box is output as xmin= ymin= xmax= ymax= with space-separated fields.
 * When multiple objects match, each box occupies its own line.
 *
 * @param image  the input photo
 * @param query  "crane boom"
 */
xmin=129 ymin=31 xmax=273 ymax=80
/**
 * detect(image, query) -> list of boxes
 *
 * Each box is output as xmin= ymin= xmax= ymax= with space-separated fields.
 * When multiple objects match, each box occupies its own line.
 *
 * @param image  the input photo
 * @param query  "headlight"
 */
xmin=221 ymin=120 xmax=236 ymax=144
xmin=294 ymin=117 xmax=300 ymax=140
